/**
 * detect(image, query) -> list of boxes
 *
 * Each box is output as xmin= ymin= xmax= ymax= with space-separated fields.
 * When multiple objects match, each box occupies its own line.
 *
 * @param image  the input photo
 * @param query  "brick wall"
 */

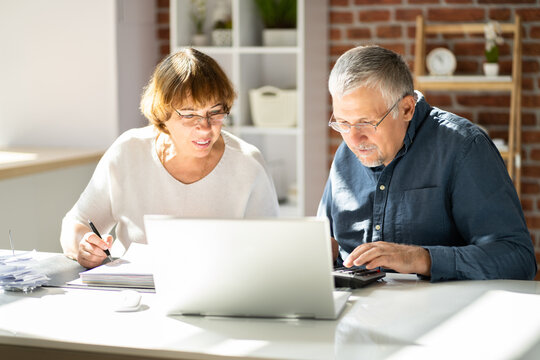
xmin=157 ymin=0 xmax=540 ymax=278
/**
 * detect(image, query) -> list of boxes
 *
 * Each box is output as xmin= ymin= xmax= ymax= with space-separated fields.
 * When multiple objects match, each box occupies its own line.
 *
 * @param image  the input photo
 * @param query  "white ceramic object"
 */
xmin=212 ymin=29 xmax=232 ymax=46
xmin=249 ymin=86 xmax=297 ymax=127
xmin=262 ymin=29 xmax=297 ymax=47
xmin=483 ymin=62 xmax=500 ymax=76
xmin=191 ymin=34 xmax=208 ymax=46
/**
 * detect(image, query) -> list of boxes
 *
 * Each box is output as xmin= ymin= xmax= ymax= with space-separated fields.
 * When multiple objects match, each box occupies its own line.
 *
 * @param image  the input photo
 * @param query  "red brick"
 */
xmin=376 ymin=25 xmax=402 ymax=38
xmin=158 ymin=28 xmax=169 ymax=40
xmin=330 ymin=28 xmax=341 ymax=41
xmin=523 ymin=60 xmax=540 ymax=74
xmin=489 ymin=8 xmax=511 ymax=21
xmin=522 ymin=182 xmax=540 ymax=195
xmin=456 ymin=60 xmax=479 ymax=73
xmin=523 ymin=166 xmax=540 ymax=178
xmin=521 ymin=197 xmax=533 ymax=211
xmin=346 ymin=28 xmax=371 ymax=39
xmin=523 ymin=131 xmax=540 ymax=144
xmin=454 ymin=42 xmax=484 ymax=56
xmin=331 ymin=0 xmax=349 ymax=6
xmin=354 ymin=0 xmax=402 ymax=4
xmin=423 ymin=93 xmax=453 ymax=106
xmin=330 ymin=45 xmax=354 ymax=57
xmin=480 ymin=0 xmax=535 ymax=3
xmin=523 ymin=43 xmax=540 ymax=57
xmin=516 ymin=8 xmax=540 ymax=21
xmin=523 ymin=95 xmax=540 ymax=108
xmin=157 ymin=12 xmax=169 ymax=24
xmin=396 ymin=9 xmax=423 ymax=22
xmin=160 ymin=44 xmax=170 ymax=57
xmin=441 ymin=33 xmax=466 ymax=40
xmin=488 ymin=130 xmax=509 ymax=142
xmin=447 ymin=0 xmax=473 ymax=3
xmin=156 ymin=0 xmax=169 ymax=9
xmin=526 ymin=215 xmax=540 ymax=229
xmin=456 ymin=94 xmax=511 ymax=107
xmin=330 ymin=11 xmax=353 ymax=24
xmin=382 ymin=43 xmax=406 ymax=55
xmin=478 ymin=112 xmax=510 ymax=126
xmin=522 ymin=112 xmax=537 ymax=126
xmin=407 ymin=26 xmax=417 ymax=39
xmin=531 ymin=27 xmax=540 ymax=39
xmin=409 ymin=0 xmax=439 ymax=3
xmin=358 ymin=10 xmax=390 ymax=22
xmin=530 ymin=149 xmax=540 ymax=161
xmin=428 ymin=8 xmax=485 ymax=22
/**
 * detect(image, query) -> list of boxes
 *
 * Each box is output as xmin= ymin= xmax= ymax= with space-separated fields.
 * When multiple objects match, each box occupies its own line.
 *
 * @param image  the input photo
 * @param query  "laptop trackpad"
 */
xmin=333 ymin=291 xmax=351 ymax=318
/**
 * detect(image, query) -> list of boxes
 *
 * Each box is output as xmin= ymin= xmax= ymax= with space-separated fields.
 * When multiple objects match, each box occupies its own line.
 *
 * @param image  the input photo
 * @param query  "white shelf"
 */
xmin=171 ymin=0 xmax=328 ymax=215
xmin=237 ymin=126 xmax=299 ymax=136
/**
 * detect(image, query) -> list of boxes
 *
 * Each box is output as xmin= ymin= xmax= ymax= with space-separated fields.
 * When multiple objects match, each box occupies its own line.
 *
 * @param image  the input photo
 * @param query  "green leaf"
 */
xmin=254 ymin=0 xmax=296 ymax=29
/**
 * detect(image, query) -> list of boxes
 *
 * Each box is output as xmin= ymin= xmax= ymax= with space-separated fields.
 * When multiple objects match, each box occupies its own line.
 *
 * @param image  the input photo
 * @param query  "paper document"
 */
xmin=76 ymin=243 xmax=154 ymax=289
xmin=0 ymin=250 xmax=50 ymax=292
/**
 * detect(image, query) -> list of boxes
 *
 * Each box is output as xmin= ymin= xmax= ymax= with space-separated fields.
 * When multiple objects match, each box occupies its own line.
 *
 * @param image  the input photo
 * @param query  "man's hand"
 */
xmin=343 ymin=241 xmax=431 ymax=276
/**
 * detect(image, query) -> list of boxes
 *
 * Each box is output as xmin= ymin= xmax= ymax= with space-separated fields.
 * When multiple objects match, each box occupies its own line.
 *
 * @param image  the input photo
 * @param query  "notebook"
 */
xmin=144 ymin=216 xmax=351 ymax=320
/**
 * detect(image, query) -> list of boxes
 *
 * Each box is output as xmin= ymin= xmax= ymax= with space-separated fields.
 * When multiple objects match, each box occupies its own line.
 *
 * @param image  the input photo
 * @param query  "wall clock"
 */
xmin=426 ymin=47 xmax=457 ymax=76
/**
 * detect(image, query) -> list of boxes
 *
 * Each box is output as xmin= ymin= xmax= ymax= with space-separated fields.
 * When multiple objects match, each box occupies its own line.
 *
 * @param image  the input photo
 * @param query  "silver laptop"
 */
xmin=144 ymin=216 xmax=350 ymax=320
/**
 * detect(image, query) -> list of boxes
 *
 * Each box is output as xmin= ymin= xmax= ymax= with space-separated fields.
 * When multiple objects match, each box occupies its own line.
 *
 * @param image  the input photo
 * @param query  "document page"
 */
xmin=70 ymin=243 xmax=155 ymax=289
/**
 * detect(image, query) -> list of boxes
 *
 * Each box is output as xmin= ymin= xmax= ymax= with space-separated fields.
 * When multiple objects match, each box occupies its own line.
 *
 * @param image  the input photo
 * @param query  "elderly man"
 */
xmin=318 ymin=45 xmax=537 ymax=281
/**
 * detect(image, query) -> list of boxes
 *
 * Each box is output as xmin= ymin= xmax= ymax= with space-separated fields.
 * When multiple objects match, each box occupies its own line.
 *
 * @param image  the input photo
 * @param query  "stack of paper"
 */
xmin=0 ymin=250 xmax=50 ymax=292
xmin=78 ymin=243 xmax=154 ymax=289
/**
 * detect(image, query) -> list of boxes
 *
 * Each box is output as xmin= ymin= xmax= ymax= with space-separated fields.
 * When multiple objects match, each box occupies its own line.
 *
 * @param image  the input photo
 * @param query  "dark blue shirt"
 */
xmin=318 ymin=92 xmax=537 ymax=281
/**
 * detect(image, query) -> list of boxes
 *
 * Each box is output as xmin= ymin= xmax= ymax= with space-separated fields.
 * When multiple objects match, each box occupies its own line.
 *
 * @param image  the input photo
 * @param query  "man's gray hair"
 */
xmin=329 ymin=45 xmax=414 ymax=114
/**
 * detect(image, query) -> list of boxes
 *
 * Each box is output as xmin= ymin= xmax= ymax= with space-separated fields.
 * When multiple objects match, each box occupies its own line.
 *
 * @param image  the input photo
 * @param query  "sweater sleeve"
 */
xmin=61 ymin=144 xmax=117 ymax=237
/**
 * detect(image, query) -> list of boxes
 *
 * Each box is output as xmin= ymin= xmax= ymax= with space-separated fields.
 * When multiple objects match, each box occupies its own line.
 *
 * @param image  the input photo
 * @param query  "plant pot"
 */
xmin=483 ymin=62 xmax=499 ymax=77
xmin=212 ymin=29 xmax=232 ymax=46
xmin=191 ymin=34 xmax=208 ymax=46
xmin=262 ymin=29 xmax=297 ymax=47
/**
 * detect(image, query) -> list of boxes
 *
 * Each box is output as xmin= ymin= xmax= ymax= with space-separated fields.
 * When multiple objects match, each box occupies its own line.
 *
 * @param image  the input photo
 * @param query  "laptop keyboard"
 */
xmin=332 ymin=267 xmax=386 ymax=289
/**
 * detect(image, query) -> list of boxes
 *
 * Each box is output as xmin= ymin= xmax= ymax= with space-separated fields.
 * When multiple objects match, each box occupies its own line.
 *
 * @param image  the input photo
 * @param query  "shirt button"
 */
xmin=375 ymin=225 xmax=381 ymax=231
xmin=379 ymin=185 xmax=386 ymax=191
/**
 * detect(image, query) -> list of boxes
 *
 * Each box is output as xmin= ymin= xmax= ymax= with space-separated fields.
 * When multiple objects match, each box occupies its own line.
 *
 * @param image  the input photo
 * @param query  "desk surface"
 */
xmin=0 ymin=147 xmax=103 ymax=180
xmin=1 ymin=252 xmax=539 ymax=360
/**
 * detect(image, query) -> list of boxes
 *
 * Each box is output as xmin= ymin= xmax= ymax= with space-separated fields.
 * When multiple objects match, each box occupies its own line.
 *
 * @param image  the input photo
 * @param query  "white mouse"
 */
xmin=114 ymin=290 xmax=142 ymax=312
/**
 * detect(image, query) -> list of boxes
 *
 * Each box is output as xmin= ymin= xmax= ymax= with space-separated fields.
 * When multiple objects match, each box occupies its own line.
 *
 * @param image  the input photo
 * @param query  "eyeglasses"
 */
xmin=328 ymin=96 xmax=403 ymax=134
xmin=174 ymin=109 xmax=229 ymax=127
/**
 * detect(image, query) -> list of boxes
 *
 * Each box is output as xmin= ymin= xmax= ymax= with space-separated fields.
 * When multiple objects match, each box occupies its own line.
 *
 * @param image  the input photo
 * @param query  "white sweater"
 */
xmin=61 ymin=126 xmax=279 ymax=249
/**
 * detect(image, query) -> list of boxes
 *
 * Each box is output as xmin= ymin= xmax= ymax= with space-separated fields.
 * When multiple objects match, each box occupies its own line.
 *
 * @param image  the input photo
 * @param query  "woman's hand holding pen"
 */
xmin=78 ymin=232 xmax=114 ymax=269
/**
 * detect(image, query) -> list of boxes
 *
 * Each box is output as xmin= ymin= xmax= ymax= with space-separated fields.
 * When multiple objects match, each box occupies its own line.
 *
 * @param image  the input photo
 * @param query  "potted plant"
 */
xmin=211 ymin=0 xmax=232 ymax=46
xmin=254 ymin=0 xmax=297 ymax=46
xmin=483 ymin=20 xmax=503 ymax=76
xmin=190 ymin=0 xmax=208 ymax=46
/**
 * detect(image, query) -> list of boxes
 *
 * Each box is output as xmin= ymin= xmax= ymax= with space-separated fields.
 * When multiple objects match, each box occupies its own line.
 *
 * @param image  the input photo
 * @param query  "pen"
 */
xmin=88 ymin=220 xmax=113 ymax=262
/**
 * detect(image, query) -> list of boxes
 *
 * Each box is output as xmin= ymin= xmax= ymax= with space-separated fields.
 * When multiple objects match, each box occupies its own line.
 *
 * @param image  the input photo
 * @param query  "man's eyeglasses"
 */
xmin=174 ymin=109 xmax=229 ymax=127
xmin=328 ymin=96 xmax=403 ymax=134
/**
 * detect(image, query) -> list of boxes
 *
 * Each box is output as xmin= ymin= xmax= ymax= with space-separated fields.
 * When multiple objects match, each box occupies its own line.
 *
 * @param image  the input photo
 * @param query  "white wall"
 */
xmin=0 ymin=0 xmax=158 ymax=251
xmin=0 ymin=0 xmax=158 ymax=148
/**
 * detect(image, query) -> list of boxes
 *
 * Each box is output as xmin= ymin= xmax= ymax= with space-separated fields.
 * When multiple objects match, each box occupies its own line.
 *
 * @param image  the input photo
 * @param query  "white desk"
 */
xmin=1 ymin=252 xmax=539 ymax=360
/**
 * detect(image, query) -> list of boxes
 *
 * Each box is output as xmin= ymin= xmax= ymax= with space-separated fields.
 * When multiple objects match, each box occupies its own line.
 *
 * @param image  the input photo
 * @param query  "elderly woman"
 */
xmin=61 ymin=48 xmax=279 ymax=268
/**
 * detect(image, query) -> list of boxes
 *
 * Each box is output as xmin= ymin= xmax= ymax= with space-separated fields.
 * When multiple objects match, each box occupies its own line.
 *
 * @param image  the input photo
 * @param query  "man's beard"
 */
xmin=354 ymin=144 xmax=384 ymax=168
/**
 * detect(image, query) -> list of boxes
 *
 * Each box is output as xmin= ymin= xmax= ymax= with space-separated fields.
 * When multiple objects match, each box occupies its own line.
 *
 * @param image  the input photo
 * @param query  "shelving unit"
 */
xmin=170 ymin=0 xmax=328 ymax=216
xmin=414 ymin=15 xmax=522 ymax=196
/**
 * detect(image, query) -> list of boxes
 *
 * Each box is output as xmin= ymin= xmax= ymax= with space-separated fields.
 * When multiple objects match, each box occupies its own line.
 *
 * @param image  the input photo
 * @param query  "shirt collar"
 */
xmin=402 ymin=90 xmax=431 ymax=151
